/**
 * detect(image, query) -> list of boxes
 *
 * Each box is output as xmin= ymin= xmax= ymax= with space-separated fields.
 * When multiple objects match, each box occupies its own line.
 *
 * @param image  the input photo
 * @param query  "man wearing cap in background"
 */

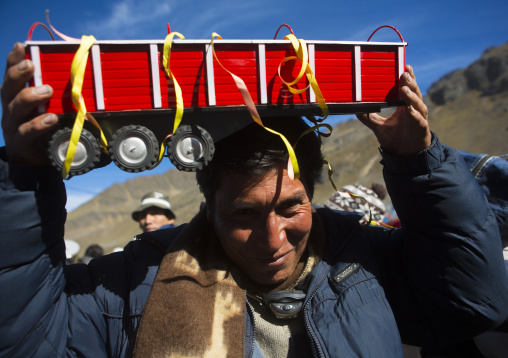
xmin=131 ymin=191 xmax=176 ymax=233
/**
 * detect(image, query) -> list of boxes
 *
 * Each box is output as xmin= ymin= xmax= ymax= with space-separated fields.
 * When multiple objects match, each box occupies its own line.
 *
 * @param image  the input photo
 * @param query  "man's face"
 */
xmin=209 ymin=168 xmax=313 ymax=285
xmin=138 ymin=207 xmax=174 ymax=232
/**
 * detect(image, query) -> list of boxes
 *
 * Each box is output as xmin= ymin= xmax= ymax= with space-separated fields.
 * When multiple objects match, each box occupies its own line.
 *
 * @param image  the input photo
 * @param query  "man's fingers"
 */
xmin=4 ymin=43 xmax=26 ymax=72
xmin=17 ymin=112 xmax=58 ymax=139
xmin=3 ymin=112 xmax=58 ymax=165
xmin=1 ymin=59 xmax=34 ymax=106
xmin=1 ymin=43 xmax=58 ymax=165
xmin=401 ymin=85 xmax=428 ymax=121
xmin=400 ymin=65 xmax=423 ymax=100
xmin=356 ymin=113 xmax=368 ymax=123
xmin=3 ymin=85 xmax=53 ymax=133
xmin=356 ymin=112 xmax=386 ymax=128
xmin=2 ymin=43 xmax=34 ymax=105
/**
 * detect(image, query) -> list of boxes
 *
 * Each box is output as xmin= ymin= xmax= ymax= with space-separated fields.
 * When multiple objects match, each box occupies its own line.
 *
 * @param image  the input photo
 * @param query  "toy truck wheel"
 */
xmin=110 ymin=125 xmax=159 ymax=173
xmin=47 ymin=127 xmax=101 ymax=176
xmin=167 ymin=125 xmax=215 ymax=171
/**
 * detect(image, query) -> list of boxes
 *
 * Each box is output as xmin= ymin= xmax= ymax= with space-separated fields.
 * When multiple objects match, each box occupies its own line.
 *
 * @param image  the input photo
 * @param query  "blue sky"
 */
xmin=1 ymin=0 xmax=507 ymax=211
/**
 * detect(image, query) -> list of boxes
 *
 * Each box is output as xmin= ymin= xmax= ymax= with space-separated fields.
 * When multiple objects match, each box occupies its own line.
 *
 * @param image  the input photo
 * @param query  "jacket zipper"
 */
xmin=303 ymin=266 xmax=329 ymax=358
xmin=246 ymin=301 xmax=256 ymax=358
xmin=303 ymin=217 xmax=361 ymax=358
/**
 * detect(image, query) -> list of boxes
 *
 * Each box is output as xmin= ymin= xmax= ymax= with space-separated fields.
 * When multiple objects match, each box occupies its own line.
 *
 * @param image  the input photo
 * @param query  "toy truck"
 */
xmin=25 ymin=26 xmax=407 ymax=176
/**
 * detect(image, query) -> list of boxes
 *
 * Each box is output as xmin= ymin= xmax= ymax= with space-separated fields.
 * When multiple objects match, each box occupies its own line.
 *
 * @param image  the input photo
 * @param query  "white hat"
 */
xmin=132 ymin=191 xmax=176 ymax=221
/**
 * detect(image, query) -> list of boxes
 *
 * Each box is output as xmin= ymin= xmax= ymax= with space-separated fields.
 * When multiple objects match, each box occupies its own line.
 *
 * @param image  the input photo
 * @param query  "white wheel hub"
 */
xmin=118 ymin=137 xmax=148 ymax=164
xmin=58 ymin=140 xmax=88 ymax=166
xmin=176 ymin=136 xmax=204 ymax=163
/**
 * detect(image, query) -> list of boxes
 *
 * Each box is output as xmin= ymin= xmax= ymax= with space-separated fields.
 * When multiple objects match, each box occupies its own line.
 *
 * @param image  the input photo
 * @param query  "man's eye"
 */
xmin=278 ymin=200 xmax=302 ymax=214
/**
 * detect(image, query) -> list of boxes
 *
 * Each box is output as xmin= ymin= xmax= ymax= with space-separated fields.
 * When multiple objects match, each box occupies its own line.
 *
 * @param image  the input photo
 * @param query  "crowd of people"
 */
xmin=1 ymin=40 xmax=507 ymax=358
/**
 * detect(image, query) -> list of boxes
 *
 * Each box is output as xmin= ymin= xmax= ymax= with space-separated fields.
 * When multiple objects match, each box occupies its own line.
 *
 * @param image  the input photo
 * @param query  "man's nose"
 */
xmin=262 ymin=212 xmax=285 ymax=251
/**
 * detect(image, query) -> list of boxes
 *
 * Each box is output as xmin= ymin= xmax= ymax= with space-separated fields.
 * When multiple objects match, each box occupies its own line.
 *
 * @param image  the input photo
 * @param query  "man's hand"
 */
xmin=357 ymin=65 xmax=431 ymax=156
xmin=1 ymin=42 xmax=57 ymax=165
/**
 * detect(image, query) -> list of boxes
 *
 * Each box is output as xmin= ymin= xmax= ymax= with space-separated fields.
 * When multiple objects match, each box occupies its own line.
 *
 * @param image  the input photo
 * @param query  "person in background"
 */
xmin=324 ymin=183 xmax=388 ymax=223
xmin=131 ymin=191 xmax=176 ymax=232
xmin=78 ymin=244 xmax=105 ymax=264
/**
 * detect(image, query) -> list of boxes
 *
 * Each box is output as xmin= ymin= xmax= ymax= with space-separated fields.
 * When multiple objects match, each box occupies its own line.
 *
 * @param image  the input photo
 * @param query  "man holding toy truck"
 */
xmin=1 ymin=36 xmax=508 ymax=358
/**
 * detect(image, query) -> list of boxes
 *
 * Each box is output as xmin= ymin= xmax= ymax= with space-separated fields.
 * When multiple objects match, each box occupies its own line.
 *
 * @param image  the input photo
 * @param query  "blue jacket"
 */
xmin=1 ymin=136 xmax=508 ymax=358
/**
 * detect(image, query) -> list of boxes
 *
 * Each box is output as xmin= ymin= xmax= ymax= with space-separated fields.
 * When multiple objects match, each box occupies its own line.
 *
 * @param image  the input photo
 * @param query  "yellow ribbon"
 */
xmin=348 ymin=190 xmax=392 ymax=228
xmin=63 ymin=35 xmax=108 ymax=179
xmin=147 ymin=32 xmax=186 ymax=171
xmin=163 ymin=32 xmax=185 ymax=134
xmin=323 ymin=159 xmax=338 ymax=192
xmin=279 ymin=34 xmax=329 ymax=120
xmin=211 ymin=32 xmax=300 ymax=179
xmin=148 ymin=134 xmax=172 ymax=171
xmin=294 ymin=123 xmax=332 ymax=148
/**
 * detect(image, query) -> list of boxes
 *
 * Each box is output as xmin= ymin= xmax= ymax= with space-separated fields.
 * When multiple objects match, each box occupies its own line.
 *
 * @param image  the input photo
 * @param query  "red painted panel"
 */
xmin=213 ymin=48 xmax=258 ymax=106
xmin=362 ymin=67 xmax=396 ymax=75
xmin=165 ymin=50 xmax=204 ymax=59
xmin=102 ymin=69 xmax=153 ymax=80
xmin=157 ymin=47 xmax=208 ymax=108
xmin=101 ymin=60 xmax=150 ymax=70
xmin=361 ymin=52 xmax=395 ymax=59
xmin=362 ymin=60 xmax=397 ymax=68
xmin=165 ymin=59 xmax=204 ymax=69
xmin=265 ymin=45 xmax=308 ymax=105
xmin=314 ymin=45 xmax=354 ymax=102
xmin=106 ymin=96 xmax=157 ymax=108
xmin=100 ymin=48 xmax=153 ymax=111
xmin=362 ymin=75 xmax=397 ymax=83
xmin=102 ymin=78 xmax=151 ymax=88
xmin=317 ymin=50 xmax=352 ymax=59
xmin=101 ymin=51 xmax=150 ymax=60
xmin=361 ymin=48 xmax=399 ymax=102
xmin=37 ymin=48 xmax=97 ymax=114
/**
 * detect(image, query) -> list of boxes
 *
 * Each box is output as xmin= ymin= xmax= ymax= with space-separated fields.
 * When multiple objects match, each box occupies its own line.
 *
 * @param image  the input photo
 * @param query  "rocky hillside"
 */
xmin=66 ymin=42 xmax=508 ymax=255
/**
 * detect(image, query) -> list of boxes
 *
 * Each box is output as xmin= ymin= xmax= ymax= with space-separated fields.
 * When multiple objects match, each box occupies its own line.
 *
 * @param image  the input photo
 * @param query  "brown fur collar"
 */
xmin=134 ymin=209 xmax=245 ymax=358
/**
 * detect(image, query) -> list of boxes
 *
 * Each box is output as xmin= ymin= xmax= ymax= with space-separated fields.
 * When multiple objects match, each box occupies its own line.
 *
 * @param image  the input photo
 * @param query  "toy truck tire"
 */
xmin=48 ymin=127 xmax=101 ymax=176
xmin=109 ymin=125 xmax=159 ymax=173
xmin=167 ymin=125 xmax=215 ymax=172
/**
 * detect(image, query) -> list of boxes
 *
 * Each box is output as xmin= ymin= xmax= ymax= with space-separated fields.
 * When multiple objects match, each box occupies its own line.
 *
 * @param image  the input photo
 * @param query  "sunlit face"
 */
xmin=138 ymin=207 xmax=174 ymax=232
xmin=209 ymin=168 xmax=313 ymax=285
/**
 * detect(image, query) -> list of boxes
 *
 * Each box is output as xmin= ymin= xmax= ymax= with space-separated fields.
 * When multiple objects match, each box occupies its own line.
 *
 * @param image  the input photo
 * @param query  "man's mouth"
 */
xmin=256 ymin=250 xmax=292 ymax=266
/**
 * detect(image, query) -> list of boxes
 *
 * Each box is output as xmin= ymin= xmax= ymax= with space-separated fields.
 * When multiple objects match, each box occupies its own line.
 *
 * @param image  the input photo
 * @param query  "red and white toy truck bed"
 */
xmin=24 ymin=28 xmax=407 ymax=176
xmin=26 ymin=38 xmax=406 ymax=117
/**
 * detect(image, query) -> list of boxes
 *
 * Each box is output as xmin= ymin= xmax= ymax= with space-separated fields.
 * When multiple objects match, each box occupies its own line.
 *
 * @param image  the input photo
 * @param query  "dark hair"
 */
xmin=196 ymin=116 xmax=323 ymax=203
xmin=371 ymin=183 xmax=387 ymax=200
xmin=84 ymin=244 xmax=104 ymax=259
